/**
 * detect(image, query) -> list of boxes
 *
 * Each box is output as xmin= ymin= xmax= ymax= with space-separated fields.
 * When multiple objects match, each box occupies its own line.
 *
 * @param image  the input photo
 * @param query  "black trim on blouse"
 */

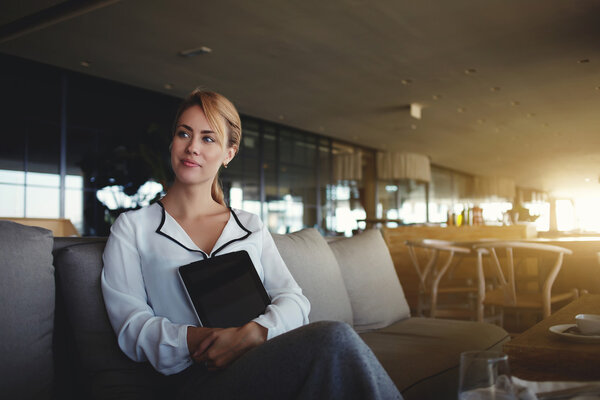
xmin=155 ymin=200 xmax=251 ymax=259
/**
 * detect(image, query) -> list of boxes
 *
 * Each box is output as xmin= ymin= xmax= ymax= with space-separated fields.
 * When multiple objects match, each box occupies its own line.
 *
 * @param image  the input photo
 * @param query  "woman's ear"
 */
xmin=224 ymin=145 xmax=238 ymax=165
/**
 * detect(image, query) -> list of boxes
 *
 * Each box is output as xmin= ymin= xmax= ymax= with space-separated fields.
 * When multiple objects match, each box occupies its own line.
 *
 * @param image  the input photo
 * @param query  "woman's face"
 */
xmin=170 ymin=105 xmax=236 ymax=186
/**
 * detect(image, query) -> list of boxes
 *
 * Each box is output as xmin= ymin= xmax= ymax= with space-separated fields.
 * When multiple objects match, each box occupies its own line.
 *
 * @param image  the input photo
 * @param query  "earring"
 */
xmin=223 ymin=163 xmax=228 ymax=168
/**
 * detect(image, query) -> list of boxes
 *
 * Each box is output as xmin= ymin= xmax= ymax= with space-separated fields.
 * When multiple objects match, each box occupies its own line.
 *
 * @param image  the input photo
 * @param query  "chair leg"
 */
xmin=417 ymin=291 xmax=424 ymax=317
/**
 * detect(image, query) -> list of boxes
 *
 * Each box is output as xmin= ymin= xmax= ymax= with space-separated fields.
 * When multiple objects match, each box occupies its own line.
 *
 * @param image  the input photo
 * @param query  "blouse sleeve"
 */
xmin=252 ymin=221 xmax=311 ymax=339
xmin=100 ymin=213 xmax=193 ymax=375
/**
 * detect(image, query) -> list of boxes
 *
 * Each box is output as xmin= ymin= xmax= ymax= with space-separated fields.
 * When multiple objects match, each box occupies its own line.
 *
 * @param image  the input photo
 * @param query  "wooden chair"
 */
xmin=405 ymin=239 xmax=482 ymax=319
xmin=472 ymin=241 xmax=578 ymax=327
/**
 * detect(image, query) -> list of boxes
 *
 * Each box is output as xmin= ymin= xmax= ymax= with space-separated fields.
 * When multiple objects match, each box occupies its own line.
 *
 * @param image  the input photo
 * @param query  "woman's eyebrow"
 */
xmin=177 ymin=124 xmax=193 ymax=131
xmin=177 ymin=124 xmax=214 ymax=134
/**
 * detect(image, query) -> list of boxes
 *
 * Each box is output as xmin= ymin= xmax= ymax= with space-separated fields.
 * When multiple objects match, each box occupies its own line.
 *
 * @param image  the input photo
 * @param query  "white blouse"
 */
xmin=101 ymin=202 xmax=310 ymax=375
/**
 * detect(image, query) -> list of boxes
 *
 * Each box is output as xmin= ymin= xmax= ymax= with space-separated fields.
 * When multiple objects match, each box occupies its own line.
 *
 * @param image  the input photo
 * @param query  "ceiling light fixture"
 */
xmin=510 ymin=101 xmax=520 ymax=106
xmin=401 ymin=79 xmax=413 ymax=85
xmin=490 ymin=86 xmax=500 ymax=92
xmin=164 ymin=83 xmax=173 ymax=90
xmin=457 ymin=107 xmax=465 ymax=113
xmin=464 ymin=68 xmax=477 ymax=75
xmin=179 ymin=46 xmax=212 ymax=57
xmin=579 ymin=59 xmax=590 ymax=64
xmin=432 ymin=94 xmax=441 ymax=100
xmin=410 ymin=103 xmax=423 ymax=119
xmin=80 ymin=60 xmax=91 ymax=68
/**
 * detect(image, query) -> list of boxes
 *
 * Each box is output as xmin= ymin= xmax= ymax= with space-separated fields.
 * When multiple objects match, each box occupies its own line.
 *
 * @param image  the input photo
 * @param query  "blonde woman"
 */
xmin=101 ymin=89 xmax=401 ymax=399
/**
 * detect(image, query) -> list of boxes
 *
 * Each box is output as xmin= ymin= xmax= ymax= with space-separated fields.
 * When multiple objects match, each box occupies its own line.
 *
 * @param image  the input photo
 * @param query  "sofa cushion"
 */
xmin=328 ymin=229 xmax=410 ymax=332
xmin=272 ymin=228 xmax=353 ymax=325
xmin=54 ymin=241 xmax=170 ymax=399
xmin=0 ymin=221 xmax=54 ymax=399
xmin=359 ymin=317 xmax=510 ymax=399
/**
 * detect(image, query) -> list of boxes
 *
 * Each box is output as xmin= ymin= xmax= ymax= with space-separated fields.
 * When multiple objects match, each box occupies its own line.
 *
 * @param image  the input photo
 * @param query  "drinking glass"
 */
xmin=458 ymin=351 xmax=517 ymax=400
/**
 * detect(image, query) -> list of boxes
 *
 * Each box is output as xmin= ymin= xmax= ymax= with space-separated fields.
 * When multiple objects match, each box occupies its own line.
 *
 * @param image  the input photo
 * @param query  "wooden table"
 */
xmin=503 ymin=294 xmax=600 ymax=381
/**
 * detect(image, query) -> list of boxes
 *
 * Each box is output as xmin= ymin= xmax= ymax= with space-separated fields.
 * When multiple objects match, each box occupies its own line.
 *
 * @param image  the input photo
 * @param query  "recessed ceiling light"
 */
xmin=457 ymin=107 xmax=466 ymax=113
xmin=179 ymin=46 xmax=212 ymax=57
xmin=80 ymin=60 xmax=91 ymax=68
xmin=477 ymin=119 xmax=485 ymax=124
xmin=464 ymin=68 xmax=477 ymax=75
xmin=432 ymin=94 xmax=442 ymax=100
xmin=410 ymin=103 xmax=422 ymax=119
xmin=164 ymin=83 xmax=174 ymax=90
xmin=401 ymin=79 xmax=413 ymax=85
xmin=490 ymin=86 xmax=500 ymax=92
xmin=579 ymin=59 xmax=590 ymax=64
xmin=526 ymin=113 xmax=535 ymax=118
xmin=510 ymin=101 xmax=520 ymax=106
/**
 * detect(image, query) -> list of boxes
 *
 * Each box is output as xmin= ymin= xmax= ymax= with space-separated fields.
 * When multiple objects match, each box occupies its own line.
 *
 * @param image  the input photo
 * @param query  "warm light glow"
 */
xmin=573 ymin=197 xmax=600 ymax=232
xmin=554 ymin=196 xmax=600 ymax=233
xmin=556 ymin=199 xmax=576 ymax=232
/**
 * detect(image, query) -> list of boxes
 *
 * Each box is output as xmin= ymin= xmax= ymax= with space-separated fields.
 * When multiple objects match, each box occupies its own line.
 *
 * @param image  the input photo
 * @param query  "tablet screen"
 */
xmin=178 ymin=250 xmax=271 ymax=328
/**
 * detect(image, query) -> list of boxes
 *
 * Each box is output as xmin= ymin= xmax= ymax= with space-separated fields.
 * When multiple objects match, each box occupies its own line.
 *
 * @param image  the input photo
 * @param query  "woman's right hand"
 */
xmin=187 ymin=326 xmax=222 ymax=357
xmin=187 ymin=322 xmax=267 ymax=370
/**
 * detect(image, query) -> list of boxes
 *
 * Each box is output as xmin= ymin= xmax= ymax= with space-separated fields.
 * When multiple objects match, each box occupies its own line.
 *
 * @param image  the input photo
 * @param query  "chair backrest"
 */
xmin=472 ymin=241 xmax=573 ymax=255
xmin=405 ymin=239 xmax=471 ymax=286
xmin=406 ymin=239 xmax=471 ymax=254
xmin=472 ymin=241 xmax=572 ymax=308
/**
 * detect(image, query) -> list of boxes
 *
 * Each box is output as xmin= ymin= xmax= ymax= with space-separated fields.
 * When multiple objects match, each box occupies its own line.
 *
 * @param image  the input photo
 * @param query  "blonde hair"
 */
xmin=172 ymin=89 xmax=242 ymax=205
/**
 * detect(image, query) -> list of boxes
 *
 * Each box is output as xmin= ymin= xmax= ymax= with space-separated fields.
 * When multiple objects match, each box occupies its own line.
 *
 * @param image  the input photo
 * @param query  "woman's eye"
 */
xmin=203 ymin=136 xmax=215 ymax=143
xmin=177 ymin=130 xmax=190 ymax=138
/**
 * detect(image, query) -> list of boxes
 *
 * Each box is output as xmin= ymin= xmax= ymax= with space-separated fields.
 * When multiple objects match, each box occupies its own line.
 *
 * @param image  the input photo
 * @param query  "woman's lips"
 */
xmin=182 ymin=159 xmax=200 ymax=167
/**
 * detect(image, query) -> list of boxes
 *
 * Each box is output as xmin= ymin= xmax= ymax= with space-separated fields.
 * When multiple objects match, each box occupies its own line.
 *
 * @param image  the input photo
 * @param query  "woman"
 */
xmin=101 ymin=89 xmax=402 ymax=399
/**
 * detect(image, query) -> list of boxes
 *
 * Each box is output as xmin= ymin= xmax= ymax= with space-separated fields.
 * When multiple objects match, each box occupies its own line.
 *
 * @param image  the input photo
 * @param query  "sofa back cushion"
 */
xmin=328 ymin=229 xmax=410 ymax=331
xmin=272 ymin=228 xmax=353 ymax=325
xmin=54 ymin=240 xmax=170 ymax=398
xmin=0 ymin=221 xmax=54 ymax=399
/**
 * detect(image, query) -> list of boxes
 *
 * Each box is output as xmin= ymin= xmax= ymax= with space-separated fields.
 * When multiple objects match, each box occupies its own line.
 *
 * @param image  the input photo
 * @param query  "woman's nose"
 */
xmin=185 ymin=138 xmax=201 ymax=155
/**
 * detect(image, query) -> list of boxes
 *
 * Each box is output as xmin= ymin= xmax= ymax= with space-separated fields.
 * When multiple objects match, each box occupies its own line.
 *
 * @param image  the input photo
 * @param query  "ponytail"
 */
xmin=211 ymin=175 xmax=226 ymax=206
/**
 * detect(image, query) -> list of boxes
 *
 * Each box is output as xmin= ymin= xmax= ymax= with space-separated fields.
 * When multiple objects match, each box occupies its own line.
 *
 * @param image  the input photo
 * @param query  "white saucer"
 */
xmin=549 ymin=324 xmax=600 ymax=343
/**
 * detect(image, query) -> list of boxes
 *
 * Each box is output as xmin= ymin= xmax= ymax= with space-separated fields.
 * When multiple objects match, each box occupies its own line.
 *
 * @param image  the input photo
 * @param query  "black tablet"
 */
xmin=178 ymin=250 xmax=271 ymax=328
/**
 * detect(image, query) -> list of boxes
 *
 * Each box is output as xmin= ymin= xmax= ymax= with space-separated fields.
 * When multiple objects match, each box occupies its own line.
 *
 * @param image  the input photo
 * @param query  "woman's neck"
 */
xmin=161 ymin=181 xmax=225 ymax=220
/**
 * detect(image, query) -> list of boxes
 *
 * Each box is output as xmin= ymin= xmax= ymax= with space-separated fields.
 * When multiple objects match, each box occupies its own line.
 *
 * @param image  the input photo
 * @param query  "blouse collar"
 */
xmin=154 ymin=201 xmax=251 ymax=259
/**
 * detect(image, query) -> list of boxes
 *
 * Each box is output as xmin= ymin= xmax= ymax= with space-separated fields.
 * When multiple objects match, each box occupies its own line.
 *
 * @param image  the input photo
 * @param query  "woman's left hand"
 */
xmin=192 ymin=322 xmax=268 ymax=370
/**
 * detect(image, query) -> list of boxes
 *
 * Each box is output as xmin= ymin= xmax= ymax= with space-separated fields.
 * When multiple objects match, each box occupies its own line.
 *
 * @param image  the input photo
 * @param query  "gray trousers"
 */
xmin=174 ymin=321 xmax=402 ymax=400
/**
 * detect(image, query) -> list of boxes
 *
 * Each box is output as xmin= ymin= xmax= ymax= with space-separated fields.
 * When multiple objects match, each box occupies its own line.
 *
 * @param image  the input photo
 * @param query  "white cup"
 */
xmin=575 ymin=314 xmax=600 ymax=335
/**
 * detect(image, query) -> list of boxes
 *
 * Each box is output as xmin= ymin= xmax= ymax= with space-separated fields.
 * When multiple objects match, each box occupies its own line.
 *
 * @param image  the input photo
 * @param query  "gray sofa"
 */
xmin=0 ymin=220 xmax=509 ymax=400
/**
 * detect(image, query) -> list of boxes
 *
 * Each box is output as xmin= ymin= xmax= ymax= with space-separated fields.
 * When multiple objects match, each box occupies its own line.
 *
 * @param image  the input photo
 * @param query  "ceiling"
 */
xmin=2 ymin=0 xmax=600 ymax=198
